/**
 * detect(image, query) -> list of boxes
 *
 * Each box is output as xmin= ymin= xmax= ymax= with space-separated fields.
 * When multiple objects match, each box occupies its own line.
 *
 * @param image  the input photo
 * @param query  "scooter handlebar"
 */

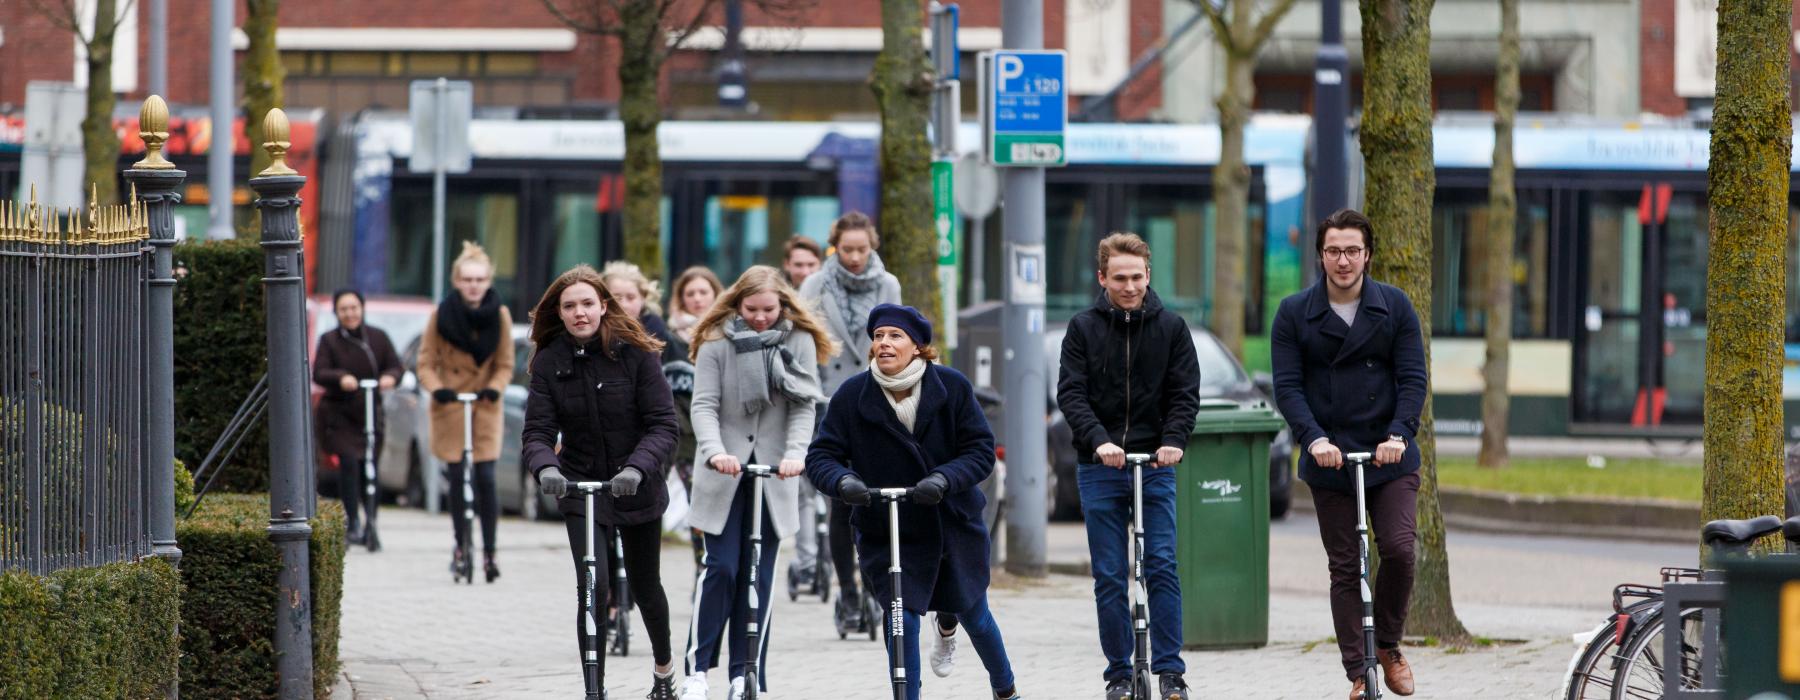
xmin=572 ymin=481 xmax=611 ymax=494
xmin=1343 ymin=452 xmax=1374 ymax=464
xmin=876 ymin=487 xmax=911 ymax=501
xmin=1124 ymin=453 xmax=1154 ymax=464
xmin=455 ymin=392 xmax=478 ymax=403
xmin=742 ymin=464 xmax=775 ymax=477
xmin=358 ymin=378 xmax=380 ymax=389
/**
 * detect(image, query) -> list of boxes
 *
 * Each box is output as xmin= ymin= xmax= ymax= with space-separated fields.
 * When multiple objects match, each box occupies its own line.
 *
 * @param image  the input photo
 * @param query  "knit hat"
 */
xmin=866 ymin=303 xmax=932 ymax=347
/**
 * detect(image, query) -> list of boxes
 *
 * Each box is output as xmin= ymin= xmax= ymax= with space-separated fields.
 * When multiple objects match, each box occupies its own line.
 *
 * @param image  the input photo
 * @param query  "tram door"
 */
xmin=1573 ymin=181 xmax=1707 ymax=432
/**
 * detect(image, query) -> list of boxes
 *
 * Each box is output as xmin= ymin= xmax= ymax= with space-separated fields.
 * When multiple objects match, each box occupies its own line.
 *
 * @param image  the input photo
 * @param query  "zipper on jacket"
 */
xmin=1123 ymin=309 xmax=1132 ymax=450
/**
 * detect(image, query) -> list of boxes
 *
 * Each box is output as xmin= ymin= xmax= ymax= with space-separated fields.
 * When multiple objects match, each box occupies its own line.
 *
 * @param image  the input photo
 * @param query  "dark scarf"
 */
xmin=437 ymin=289 xmax=502 ymax=366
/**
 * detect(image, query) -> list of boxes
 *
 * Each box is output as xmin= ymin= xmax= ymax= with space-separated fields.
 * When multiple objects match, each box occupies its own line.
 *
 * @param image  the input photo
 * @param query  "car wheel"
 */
xmin=400 ymin=445 xmax=424 ymax=507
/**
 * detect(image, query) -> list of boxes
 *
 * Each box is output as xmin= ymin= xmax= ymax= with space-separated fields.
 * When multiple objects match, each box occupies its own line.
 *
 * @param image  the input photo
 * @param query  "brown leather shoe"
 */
xmin=1349 ymin=678 xmax=1367 ymax=700
xmin=1377 ymin=648 xmax=1416 ymax=696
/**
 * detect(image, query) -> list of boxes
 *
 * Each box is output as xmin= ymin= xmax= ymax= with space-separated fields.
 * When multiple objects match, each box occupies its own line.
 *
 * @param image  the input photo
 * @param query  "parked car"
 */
xmin=305 ymin=295 xmax=435 ymax=501
xmin=1043 ymin=325 xmax=1295 ymax=520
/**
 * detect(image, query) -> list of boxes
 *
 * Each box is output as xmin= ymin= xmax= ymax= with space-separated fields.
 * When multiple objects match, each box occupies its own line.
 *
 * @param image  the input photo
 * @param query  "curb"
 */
xmin=1292 ymin=481 xmax=1698 ymax=544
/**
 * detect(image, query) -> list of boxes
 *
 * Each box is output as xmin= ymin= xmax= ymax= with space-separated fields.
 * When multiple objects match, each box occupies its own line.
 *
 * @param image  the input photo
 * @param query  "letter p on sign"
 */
xmin=998 ymin=55 xmax=1024 ymax=90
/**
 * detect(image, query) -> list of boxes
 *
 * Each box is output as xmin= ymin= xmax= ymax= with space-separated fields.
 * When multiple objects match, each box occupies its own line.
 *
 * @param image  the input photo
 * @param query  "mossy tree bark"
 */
xmin=1194 ymin=0 xmax=1298 ymax=361
xmin=1478 ymin=0 xmax=1518 ymax=469
xmin=871 ymin=0 xmax=939 ymax=328
xmin=1360 ymin=0 xmax=1470 ymax=643
xmin=1703 ymin=0 xmax=1790 ymax=554
xmin=539 ymin=0 xmax=812 ymax=281
xmin=243 ymin=0 xmax=285 ymax=180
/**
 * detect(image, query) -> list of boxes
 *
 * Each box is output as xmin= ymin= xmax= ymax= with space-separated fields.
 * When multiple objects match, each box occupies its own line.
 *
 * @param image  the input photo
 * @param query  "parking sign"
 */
xmin=980 ymin=50 xmax=1067 ymax=167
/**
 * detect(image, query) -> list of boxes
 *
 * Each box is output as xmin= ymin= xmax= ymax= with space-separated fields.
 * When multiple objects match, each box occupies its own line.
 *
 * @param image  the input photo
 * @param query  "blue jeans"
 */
xmin=1079 ymin=463 xmax=1185 ymax=680
xmin=685 ymin=476 xmax=780 ymax=691
xmin=882 ymin=595 xmax=1015 ymax=700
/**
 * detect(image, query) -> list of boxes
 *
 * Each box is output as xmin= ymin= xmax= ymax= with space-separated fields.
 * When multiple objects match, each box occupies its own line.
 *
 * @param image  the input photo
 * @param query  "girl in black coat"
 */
xmin=523 ymin=264 xmax=682 ymax=699
xmin=805 ymin=304 xmax=1023 ymax=700
xmin=310 ymin=289 xmax=404 ymax=547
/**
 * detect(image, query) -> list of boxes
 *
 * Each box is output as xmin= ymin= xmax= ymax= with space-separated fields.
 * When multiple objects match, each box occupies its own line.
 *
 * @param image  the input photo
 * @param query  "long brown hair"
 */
xmin=530 ymin=264 xmax=665 ymax=355
xmin=689 ymin=265 xmax=836 ymax=364
xmin=666 ymin=265 xmax=724 ymax=318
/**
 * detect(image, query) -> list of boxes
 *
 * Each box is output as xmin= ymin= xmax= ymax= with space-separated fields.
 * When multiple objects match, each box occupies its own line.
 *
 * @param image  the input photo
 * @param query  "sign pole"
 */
xmin=931 ymin=3 xmax=961 ymax=352
xmin=431 ymin=77 xmax=448 ymax=305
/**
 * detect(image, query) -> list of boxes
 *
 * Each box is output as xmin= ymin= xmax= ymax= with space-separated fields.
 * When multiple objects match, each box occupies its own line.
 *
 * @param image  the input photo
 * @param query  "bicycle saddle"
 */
xmin=1782 ymin=516 xmax=1800 ymax=544
xmin=1701 ymin=515 xmax=1782 ymax=547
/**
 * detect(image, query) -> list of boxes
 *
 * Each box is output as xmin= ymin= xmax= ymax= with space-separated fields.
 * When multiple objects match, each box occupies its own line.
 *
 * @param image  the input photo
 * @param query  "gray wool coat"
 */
xmin=688 ymin=328 xmax=820 ymax=540
xmin=797 ymin=263 xmax=902 ymax=398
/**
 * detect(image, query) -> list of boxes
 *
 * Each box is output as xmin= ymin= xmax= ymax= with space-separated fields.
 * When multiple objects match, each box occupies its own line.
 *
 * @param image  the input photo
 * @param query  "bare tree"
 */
xmin=870 ymin=0 xmax=939 ymax=328
xmin=538 ymin=0 xmax=810 ymax=279
xmin=28 ymin=0 xmax=136 ymax=206
xmin=1192 ymin=0 xmax=1299 ymax=361
xmin=243 ymin=0 xmax=285 ymax=179
xmin=1477 ymin=0 xmax=1519 ymax=469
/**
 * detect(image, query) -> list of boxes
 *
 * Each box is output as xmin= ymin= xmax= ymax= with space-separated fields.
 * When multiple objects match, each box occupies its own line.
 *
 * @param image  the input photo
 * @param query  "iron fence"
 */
xmin=0 ymin=193 xmax=153 ymax=575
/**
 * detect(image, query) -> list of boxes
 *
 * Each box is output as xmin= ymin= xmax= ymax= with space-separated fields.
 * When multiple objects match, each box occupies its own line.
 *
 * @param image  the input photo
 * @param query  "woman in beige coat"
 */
xmin=680 ymin=266 xmax=833 ymax=699
xmin=417 ymin=241 xmax=516 ymax=583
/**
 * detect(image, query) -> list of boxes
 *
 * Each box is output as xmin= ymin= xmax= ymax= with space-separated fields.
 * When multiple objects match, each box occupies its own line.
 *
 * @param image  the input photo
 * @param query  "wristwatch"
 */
xmin=1387 ymin=433 xmax=1406 ymax=445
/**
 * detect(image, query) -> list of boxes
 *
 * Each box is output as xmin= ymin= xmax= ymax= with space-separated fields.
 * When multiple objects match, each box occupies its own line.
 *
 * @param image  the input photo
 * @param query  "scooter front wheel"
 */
xmin=743 ymin=673 xmax=759 ymax=700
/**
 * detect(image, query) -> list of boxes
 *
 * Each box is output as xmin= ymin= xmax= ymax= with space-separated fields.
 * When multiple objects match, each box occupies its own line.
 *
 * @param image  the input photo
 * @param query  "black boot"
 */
xmin=484 ymin=553 xmax=500 ymax=583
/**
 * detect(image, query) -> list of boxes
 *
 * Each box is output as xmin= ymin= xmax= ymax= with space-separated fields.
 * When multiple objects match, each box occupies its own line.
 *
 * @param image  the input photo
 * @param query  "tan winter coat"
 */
xmin=417 ymin=305 xmax=515 ymax=462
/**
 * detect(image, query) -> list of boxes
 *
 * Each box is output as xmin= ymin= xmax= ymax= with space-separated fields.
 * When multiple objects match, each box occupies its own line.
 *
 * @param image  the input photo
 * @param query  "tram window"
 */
xmin=1428 ymin=196 xmax=1550 ymax=338
xmin=1045 ymin=181 xmax=1101 ymax=316
xmin=700 ymin=193 xmax=837 ymax=281
xmin=552 ymin=193 xmax=601 ymax=274
xmin=389 ymin=188 xmax=520 ymax=303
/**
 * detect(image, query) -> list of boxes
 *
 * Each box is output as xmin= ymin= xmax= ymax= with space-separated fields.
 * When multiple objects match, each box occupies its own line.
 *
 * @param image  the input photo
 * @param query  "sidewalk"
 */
xmin=334 ymin=507 xmax=1627 ymax=699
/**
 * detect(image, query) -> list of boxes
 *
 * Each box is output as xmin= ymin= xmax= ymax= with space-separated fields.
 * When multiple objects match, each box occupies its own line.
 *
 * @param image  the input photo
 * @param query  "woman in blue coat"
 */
xmin=806 ymin=304 xmax=1024 ymax=700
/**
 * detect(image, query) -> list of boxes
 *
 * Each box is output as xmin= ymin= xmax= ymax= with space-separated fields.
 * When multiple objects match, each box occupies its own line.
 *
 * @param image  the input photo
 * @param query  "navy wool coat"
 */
xmin=1270 ymin=277 xmax=1427 ymax=493
xmin=806 ymin=362 xmax=995 ymax=615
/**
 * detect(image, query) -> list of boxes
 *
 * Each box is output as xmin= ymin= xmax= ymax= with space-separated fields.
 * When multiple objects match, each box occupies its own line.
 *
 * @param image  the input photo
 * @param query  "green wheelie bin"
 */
xmin=1176 ymin=398 xmax=1286 ymax=649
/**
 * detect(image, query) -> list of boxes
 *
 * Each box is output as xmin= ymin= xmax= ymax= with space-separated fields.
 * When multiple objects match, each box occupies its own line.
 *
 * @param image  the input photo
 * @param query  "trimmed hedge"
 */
xmin=177 ymin=494 xmax=344 ymax=699
xmin=172 ymin=239 xmax=271 ymax=493
xmin=0 ymin=558 xmax=182 ymax=700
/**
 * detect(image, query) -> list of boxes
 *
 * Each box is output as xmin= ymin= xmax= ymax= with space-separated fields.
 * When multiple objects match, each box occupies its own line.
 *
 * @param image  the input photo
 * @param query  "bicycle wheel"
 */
xmin=1611 ymin=607 xmax=1704 ymax=700
xmin=1564 ymin=621 xmax=1625 ymax=700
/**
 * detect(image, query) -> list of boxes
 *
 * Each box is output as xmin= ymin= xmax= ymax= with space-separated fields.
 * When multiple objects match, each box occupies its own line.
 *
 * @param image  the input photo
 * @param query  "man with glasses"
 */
xmin=1270 ymin=209 xmax=1426 ymax=699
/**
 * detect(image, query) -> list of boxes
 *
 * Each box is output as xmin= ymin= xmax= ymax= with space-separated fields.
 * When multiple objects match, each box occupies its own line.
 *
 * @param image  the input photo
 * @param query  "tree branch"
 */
xmin=663 ymin=0 xmax=721 ymax=56
xmin=1189 ymin=0 xmax=1239 ymax=55
xmin=537 ymin=0 xmax=618 ymax=36
xmin=1246 ymin=0 xmax=1300 ymax=51
xmin=26 ymin=0 xmax=86 ymax=41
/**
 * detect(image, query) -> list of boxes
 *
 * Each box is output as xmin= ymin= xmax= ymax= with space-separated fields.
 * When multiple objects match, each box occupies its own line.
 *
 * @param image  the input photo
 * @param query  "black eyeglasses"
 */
xmin=1322 ymin=246 xmax=1365 ymax=261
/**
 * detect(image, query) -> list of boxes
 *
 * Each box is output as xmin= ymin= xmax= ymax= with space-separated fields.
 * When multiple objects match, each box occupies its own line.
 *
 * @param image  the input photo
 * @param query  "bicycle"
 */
xmin=1562 ymin=514 xmax=1794 ymax=700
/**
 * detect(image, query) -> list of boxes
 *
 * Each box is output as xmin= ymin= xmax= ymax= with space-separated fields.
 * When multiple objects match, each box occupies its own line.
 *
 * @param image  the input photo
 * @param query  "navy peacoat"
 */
xmin=1270 ymin=277 xmax=1427 ymax=493
xmin=805 ymin=362 xmax=995 ymax=615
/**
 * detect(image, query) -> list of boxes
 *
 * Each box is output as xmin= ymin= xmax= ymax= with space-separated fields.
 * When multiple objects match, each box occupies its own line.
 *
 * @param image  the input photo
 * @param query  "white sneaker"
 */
xmin=930 ymin=613 xmax=957 ymax=678
xmin=728 ymin=676 xmax=745 ymax=700
xmin=679 ymin=673 xmax=708 ymax=700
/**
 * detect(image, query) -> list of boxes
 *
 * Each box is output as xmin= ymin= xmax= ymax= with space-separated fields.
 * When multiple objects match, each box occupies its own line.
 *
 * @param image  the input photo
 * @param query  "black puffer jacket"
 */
xmin=522 ymin=333 xmax=679 ymax=526
xmin=1056 ymin=288 xmax=1202 ymax=459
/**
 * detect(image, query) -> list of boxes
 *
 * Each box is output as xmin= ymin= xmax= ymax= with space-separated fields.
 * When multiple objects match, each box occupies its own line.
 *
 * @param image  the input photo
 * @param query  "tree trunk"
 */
xmin=1478 ymin=0 xmax=1518 ymax=469
xmin=81 ymin=0 xmax=120 ymax=207
xmin=871 ymin=0 xmax=940 ymax=328
xmin=243 ymin=0 xmax=285 ymax=179
xmin=1211 ymin=43 xmax=1254 ymax=361
xmin=1703 ymin=0 xmax=1790 ymax=554
xmin=619 ymin=0 xmax=667 ymax=279
xmin=1360 ymin=0 xmax=1469 ymax=642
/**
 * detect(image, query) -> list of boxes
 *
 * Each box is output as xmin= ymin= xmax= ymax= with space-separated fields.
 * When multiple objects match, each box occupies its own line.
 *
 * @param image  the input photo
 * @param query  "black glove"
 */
xmin=538 ymin=466 xmax=568 ymax=498
xmin=477 ymin=388 xmax=501 ymax=402
xmin=838 ymin=474 xmax=871 ymax=506
xmin=911 ymin=472 xmax=950 ymax=506
xmin=431 ymin=388 xmax=458 ymax=404
xmin=611 ymin=467 xmax=643 ymax=497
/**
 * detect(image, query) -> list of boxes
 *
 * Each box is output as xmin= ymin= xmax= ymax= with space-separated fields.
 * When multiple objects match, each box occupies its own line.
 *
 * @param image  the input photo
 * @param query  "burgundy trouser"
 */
xmin=1310 ymin=471 xmax=1419 ymax=680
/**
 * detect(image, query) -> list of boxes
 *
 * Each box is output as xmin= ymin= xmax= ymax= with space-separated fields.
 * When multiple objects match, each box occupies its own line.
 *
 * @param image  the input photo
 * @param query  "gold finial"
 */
xmin=259 ymin=108 xmax=297 ymax=177
xmin=134 ymin=95 xmax=175 ymax=170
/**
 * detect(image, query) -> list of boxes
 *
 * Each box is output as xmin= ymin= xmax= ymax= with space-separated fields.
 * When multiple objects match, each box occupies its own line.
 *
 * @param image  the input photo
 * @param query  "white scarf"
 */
xmin=872 ymin=358 xmax=927 ymax=432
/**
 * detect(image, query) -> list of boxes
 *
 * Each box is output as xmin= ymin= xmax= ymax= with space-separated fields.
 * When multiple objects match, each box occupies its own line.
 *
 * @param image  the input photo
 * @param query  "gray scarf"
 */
xmin=820 ymin=252 xmax=887 ymax=358
xmin=726 ymin=317 xmax=824 ymax=416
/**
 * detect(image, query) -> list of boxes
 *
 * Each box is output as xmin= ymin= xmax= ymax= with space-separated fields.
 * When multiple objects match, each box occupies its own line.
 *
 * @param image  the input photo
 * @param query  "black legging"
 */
xmin=336 ymin=455 xmax=374 ymax=534
xmin=448 ymin=459 xmax=498 ymax=555
xmin=564 ymin=514 xmax=674 ymax=677
xmin=829 ymin=498 xmax=860 ymax=597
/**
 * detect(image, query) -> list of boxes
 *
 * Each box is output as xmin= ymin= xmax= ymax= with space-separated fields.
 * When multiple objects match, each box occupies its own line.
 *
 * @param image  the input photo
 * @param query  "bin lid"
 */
xmin=1189 ymin=398 xmax=1288 ymax=435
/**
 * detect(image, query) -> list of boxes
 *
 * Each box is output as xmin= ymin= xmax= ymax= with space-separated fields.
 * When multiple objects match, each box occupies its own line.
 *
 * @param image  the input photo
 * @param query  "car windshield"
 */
xmin=1045 ymin=326 xmax=1249 ymax=399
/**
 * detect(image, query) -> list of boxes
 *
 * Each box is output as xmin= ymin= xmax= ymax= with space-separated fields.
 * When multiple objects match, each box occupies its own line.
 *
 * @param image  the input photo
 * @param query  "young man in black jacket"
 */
xmin=1270 ymin=209 xmax=1425 ymax=699
xmin=1057 ymin=232 xmax=1201 ymax=700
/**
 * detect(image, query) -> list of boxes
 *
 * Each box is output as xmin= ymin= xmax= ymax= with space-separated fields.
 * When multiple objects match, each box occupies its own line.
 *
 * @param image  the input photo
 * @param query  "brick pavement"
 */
xmin=333 ymin=507 xmax=1634 ymax=699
